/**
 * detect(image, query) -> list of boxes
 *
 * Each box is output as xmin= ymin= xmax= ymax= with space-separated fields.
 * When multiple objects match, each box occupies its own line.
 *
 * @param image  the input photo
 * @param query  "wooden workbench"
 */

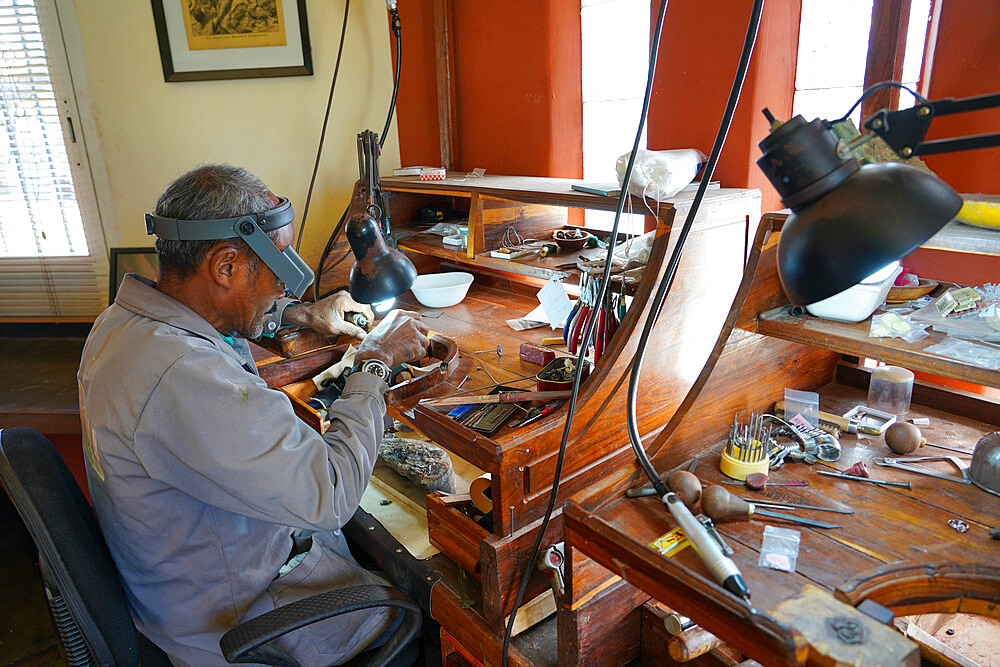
xmin=255 ymin=175 xmax=764 ymax=664
xmin=562 ymin=213 xmax=1000 ymax=665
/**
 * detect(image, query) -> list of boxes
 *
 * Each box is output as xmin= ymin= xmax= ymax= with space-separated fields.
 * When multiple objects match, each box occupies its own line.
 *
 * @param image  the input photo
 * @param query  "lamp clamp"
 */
xmin=863 ymin=91 xmax=1000 ymax=158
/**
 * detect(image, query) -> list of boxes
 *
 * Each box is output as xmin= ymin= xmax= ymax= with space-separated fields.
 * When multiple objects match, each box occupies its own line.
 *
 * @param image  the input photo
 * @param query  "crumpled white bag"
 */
xmin=616 ymin=148 xmax=706 ymax=201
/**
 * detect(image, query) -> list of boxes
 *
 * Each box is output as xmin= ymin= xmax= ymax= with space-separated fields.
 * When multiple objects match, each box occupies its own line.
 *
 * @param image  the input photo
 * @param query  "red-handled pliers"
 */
xmin=594 ymin=307 xmax=607 ymax=360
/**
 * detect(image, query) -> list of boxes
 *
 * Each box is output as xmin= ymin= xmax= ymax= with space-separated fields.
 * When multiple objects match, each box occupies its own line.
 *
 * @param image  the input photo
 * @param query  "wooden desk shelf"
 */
xmin=755 ymin=305 xmax=1000 ymax=388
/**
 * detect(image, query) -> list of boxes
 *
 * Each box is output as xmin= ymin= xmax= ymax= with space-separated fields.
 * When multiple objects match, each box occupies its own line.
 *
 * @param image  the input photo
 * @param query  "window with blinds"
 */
xmin=0 ymin=0 xmax=107 ymax=319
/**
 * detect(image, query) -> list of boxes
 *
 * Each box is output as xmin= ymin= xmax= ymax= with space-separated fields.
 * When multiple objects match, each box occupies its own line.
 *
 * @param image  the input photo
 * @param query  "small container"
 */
xmin=842 ymin=405 xmax=897 ymax=434
xmin=784 ymin=388 xmax=819 ymax=427
xmin=552 ymin=228 xmax=589 ymax=251
xmin=536 ymin=357 xmax=590 ymax=392
xmin=867 ymin=365 xmax=914 ymax=416
xmin=409 ymin=272 xmax=474 ymax=308
xmin=805 ymin=263 xmax=903 ymax=323
xmin=419 ymin=167 xmax=446 ymax=181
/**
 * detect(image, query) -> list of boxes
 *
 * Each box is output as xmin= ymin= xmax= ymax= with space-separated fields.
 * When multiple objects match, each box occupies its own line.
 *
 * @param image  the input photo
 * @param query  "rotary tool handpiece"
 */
xmin=662 ymin=492 xmax=751 ymax=604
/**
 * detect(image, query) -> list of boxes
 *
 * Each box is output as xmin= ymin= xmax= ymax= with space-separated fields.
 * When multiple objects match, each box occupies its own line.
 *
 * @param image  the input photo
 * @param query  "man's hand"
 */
xmin=355 ymin=310 xmax=429 ymax=368
xmin=283 ymin=291 xmax=375 ymax=339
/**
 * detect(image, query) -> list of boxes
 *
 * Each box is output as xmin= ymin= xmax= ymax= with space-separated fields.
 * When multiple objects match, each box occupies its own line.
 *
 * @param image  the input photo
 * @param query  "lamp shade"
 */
xmin=345 ymin=212 xmax=418 ymax=304
xmin=757 ymin=115 xmax=962 ymax=306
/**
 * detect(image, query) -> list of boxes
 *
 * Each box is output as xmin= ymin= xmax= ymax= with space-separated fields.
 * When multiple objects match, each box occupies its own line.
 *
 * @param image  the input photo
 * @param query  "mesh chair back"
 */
xmin=0 ymin=426 xmax=140 ymax=666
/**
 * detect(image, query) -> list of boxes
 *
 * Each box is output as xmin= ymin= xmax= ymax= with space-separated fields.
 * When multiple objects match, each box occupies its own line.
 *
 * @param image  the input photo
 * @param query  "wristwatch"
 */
xmin=348 ymin=358 xmax=392 ymax=383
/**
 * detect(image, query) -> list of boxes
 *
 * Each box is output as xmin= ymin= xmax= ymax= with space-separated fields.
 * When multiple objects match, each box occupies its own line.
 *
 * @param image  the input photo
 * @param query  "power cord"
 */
xmin=500 ymin=0 xmax=671 ymax=663
xmin=829 ymin=81 xmax=929 ymax=127
xmin=625 ymin=0 xmax=764 ymax=493
xmin=295 ymin=0 xmax=351 ymax=254
xmin=310 ymin=4 xmax=404 ymax=301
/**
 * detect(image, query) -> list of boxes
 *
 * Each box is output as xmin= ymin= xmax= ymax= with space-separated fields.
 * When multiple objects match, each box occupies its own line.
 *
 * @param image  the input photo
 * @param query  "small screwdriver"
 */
xmin=516 ymin=399 xmax=566 ymax=427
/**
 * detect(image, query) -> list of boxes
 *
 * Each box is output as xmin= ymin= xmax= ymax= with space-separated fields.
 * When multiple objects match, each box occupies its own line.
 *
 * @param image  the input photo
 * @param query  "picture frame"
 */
xmin=150 ymin=0 xmax=312 ymax=82
xmin=108 ymin=247 xmax=159 ymax=303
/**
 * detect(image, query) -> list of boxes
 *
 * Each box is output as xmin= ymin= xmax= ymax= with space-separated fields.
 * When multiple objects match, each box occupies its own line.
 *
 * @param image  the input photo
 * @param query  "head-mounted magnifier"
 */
xmin=144 ymin=197 xmax=315 ymax=299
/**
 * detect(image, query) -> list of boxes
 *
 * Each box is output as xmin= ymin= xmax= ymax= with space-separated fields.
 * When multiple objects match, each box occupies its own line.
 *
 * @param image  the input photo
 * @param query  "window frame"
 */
xmin=0 ymin=0 xmax=113 ymax=321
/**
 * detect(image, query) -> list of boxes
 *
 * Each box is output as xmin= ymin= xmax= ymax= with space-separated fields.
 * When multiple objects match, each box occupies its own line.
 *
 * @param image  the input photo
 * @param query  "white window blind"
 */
xmin=0 ymin=0 xmax=107 ymax=319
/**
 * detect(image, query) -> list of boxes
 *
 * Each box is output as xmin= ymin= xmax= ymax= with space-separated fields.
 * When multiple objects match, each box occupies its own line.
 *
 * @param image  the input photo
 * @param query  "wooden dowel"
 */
xmin=668 ymin=626 xmax=722 ymax=662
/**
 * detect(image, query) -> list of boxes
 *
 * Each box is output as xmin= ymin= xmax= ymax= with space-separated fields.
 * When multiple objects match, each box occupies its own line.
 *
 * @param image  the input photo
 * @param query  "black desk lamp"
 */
xmin=346 ymin=129 xmax=417 ymax=304
xmin=757 ymin=91 xmax=1000 ymax=306
xmin=346 ymin=211 xmax=417 ymax=304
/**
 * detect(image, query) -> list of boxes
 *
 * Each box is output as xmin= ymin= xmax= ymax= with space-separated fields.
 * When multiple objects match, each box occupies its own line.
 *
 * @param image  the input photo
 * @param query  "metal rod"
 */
xmin=477 ymin=362 xmax=499 ymax=385
xmin=754 ymin=508 xmax=841 ymax=529
xmin=817 ymin=470 xmax=912 ymax=489
xmin=740 ymin=497 xmax=854 ymax=515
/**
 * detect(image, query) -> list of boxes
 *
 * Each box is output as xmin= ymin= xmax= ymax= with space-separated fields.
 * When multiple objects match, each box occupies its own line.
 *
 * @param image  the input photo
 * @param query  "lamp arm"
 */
xmin=863 ymin=91 xmax=1000 ymax=158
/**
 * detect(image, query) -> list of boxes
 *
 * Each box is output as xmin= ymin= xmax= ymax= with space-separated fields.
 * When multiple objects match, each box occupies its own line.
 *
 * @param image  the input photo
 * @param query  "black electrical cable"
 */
xmin=625 ymin=0 xmax=764 ymax=494
xmin=311 ymin=6 xmax=404 ymax=302
xmin=382 ymin=8 xmax=402 ymax=143
xmin=830 ymin=81 xmax=929 ymax=127
xmin=295 ymin=0 xmax=351 ymax=254
xmin=500 ymin=1 xmax=671 ymax=664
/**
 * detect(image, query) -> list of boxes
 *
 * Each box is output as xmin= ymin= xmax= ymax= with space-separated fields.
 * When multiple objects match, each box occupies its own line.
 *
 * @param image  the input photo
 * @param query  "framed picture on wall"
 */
xmin=109 ymin=247 xmax=159 ymax=303
xmin=150 ymin=0 xmax=312 ymax=82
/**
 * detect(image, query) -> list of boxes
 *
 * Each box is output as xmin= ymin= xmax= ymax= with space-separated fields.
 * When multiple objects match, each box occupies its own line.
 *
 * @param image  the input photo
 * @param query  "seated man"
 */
xmin=78 ymin=164 xmax=428 ymax=665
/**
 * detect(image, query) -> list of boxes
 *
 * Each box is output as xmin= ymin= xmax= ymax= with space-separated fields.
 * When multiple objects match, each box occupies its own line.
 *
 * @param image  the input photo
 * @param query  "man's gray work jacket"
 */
xmin=78 ymin=275 xmax=392 ymax=665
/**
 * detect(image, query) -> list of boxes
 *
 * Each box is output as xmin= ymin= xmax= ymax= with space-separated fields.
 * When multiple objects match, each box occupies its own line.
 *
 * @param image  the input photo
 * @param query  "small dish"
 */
xmin=886 ymin=278 xmax=939 ymax=303
xmin=552 ymin=228 xmax=589 ymax=251
xmin=410 ymin=272 xmax=474 ymax=308
xmin=536 ymin=357 xmax=591 ymax=392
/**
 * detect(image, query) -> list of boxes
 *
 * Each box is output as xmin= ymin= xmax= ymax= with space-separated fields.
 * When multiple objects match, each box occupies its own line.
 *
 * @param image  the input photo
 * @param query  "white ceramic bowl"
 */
xmin=805 ymin=263 xmax=903 ymax=323
xmin=410 ymin=272 xmax=474 ymax=308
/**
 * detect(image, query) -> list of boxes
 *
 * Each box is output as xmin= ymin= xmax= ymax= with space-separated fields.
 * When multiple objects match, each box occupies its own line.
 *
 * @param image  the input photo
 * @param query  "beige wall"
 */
xmin=71 ymin=0 xmax=400 ymax=265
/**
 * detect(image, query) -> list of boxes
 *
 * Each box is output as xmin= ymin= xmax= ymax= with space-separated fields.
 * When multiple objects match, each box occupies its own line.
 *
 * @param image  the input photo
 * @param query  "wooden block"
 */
xmin=769 ymin=584 xmax=919 ymax=665
xmin=668 ymin=627 xmax=722 ymax=662
xmin=505 ymin=589 xmax=557 ymax=638
xmin=519 ymin=342 xmax=556 ymax=367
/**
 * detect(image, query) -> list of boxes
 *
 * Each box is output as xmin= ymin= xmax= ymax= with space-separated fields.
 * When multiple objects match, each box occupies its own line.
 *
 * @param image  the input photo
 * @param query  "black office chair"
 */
xmin=0 ymin=426 xmax=421 ymax=666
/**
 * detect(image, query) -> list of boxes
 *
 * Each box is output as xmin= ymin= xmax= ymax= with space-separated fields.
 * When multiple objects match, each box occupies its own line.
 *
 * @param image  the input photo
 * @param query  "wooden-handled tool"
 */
xmin=884 ymin=421 xmax=971 ymax=455
xmin=701 ymin=485 xmax=842 ymax=529
xmin=666 ymin=470 xmax=702 ymax=508
xmin=419 ymin=390 xmax=573 ymax=407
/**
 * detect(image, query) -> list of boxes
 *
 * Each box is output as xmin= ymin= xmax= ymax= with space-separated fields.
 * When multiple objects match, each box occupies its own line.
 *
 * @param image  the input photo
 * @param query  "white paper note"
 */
xmin=537 ymin=279 xmax=573 ymax=329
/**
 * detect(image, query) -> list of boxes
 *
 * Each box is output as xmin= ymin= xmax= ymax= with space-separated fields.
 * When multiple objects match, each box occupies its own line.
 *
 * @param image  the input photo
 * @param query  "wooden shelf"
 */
xmin=922 ymin=194 xmax=1000 ymax=256
xmin=382 ymin=173 xmax=653 ymax=211
xmin=756 ymin=305 xmax=1000 ymax=387
xmin=395 ymin=228 xmax=575 ymax=283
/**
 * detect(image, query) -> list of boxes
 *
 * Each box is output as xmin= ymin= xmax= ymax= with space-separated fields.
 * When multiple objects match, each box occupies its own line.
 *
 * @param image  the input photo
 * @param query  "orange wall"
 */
xmin=394 ymin=0 xmax=798 ymax=210
xmin=646 ymin=0 xmax=799 ymax=214
xmin=393 ymin=0 xmax=995 ymax=215
xmin=921 ymin=0 xmax=1000 ymax=194
xmin=900 ymin=0 xmax=1000 ymax=285
xmin=394 ymin=0 xmax=582 ymax=177
xmin=391 ymin=1 xmax=440 ymax=168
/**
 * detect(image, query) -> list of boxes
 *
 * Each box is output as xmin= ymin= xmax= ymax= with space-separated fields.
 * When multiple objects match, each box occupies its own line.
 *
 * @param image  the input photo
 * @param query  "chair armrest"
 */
xmin=220 ymin=584 xmax=420 ymax=666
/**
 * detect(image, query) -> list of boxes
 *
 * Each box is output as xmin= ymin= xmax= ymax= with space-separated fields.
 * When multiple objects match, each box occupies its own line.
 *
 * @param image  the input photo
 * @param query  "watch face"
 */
xmin=361 ymin=359 xmax=391 ymax=380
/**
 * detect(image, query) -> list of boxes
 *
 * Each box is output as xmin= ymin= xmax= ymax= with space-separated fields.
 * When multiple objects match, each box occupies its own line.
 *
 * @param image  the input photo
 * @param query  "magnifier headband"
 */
xmin=144 ymin=197 xmax=315 ymax=299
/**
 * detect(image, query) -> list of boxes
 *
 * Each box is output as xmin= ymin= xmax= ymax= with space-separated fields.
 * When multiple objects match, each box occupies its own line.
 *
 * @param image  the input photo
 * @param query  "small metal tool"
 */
xmin=720 ymin=479 xmax=808 ymax=487
xmin=538 ymin=543 xmax=566 ymax=596
xmin=698 ymin=516 xmax=734 ymax=557
xmin=738 ymin=497 xmax=854 ymax=515
xmin=948 ymin=519 xmax=969 ymax=533
xmin=477 ymin=364 xmax=499 ymax=384
xmin=476 ymin=344 xmax=503 ymax=357
xmin=625 ymin=486 xmax=659 ymax=498
xmin=754 ymin=508 xmax=841 ymax=529
xmin=509 ymin=408 xmax=540 ymax=428
xmin=873 ymin=456 xmax=972 ymax=485
xmin=456 ymin=373 xmax=470 ymax=390
xmin=816 ymin=470 xmax=912 ymax=489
